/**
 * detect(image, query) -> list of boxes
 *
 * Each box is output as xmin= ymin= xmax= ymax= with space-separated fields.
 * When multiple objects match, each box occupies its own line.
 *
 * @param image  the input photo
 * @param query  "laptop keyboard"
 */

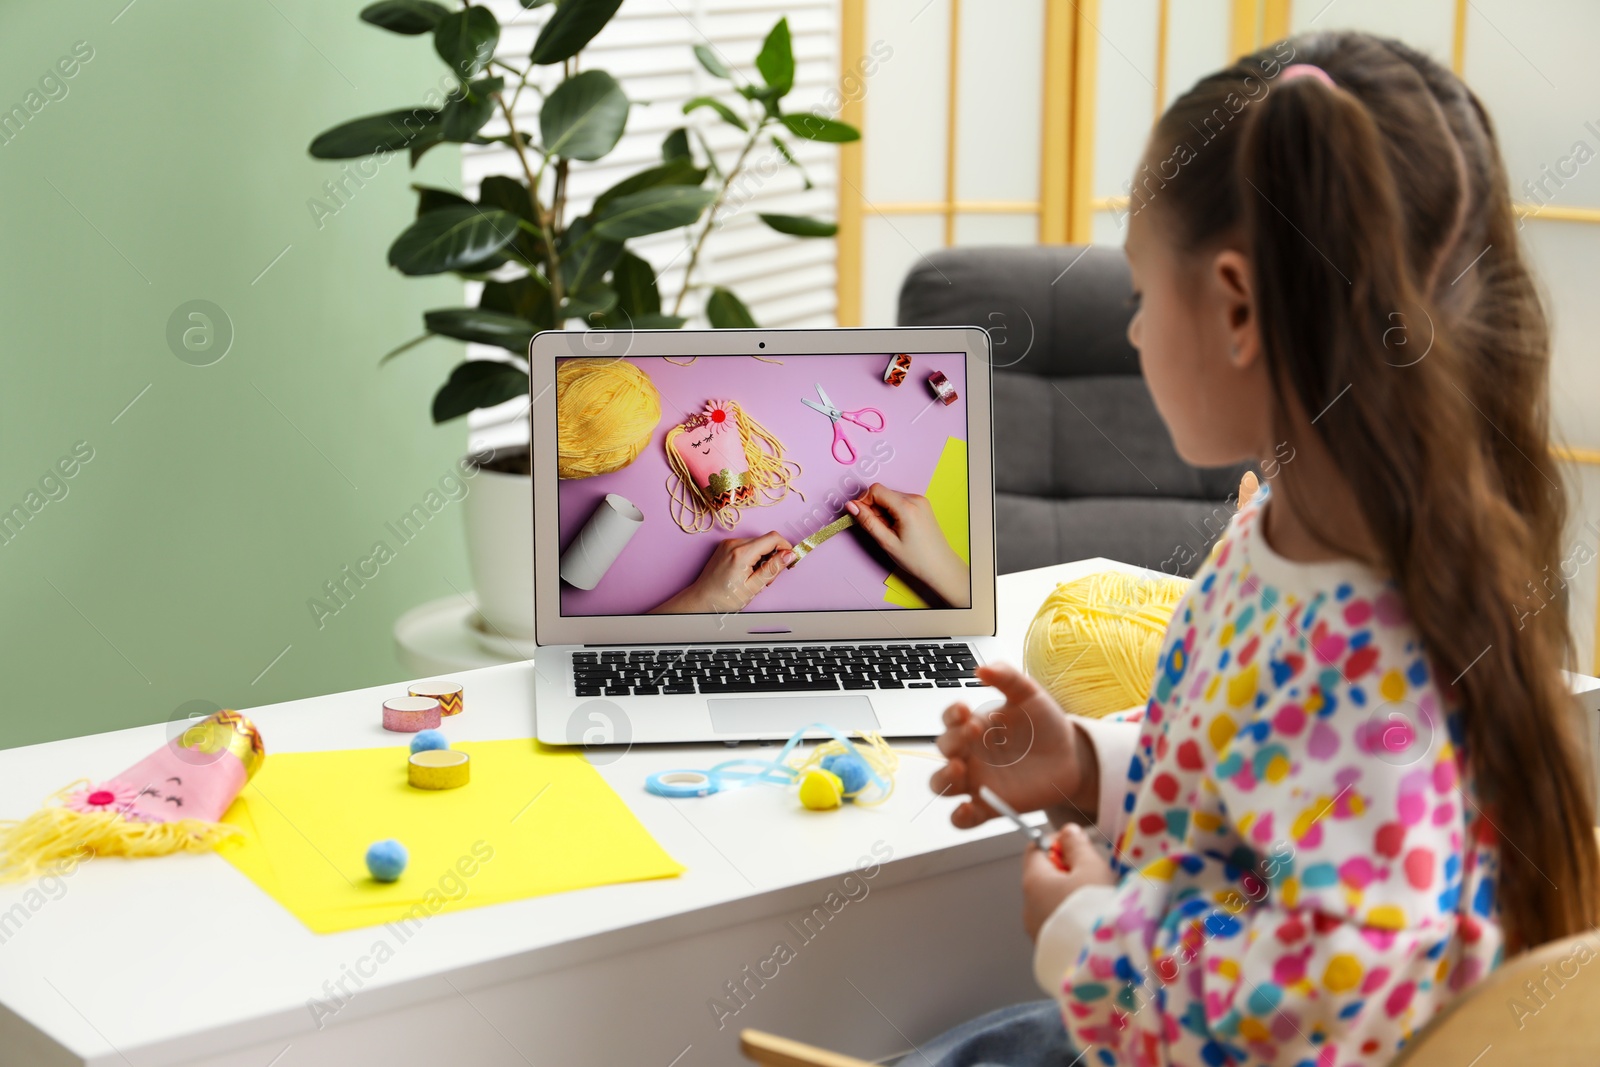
xmin=570 ymin=643 xmax=984 ymax=697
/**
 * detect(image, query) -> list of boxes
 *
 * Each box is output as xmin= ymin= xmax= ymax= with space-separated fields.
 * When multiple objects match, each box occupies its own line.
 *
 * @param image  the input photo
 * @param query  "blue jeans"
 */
xmin=899 ymin=1000 xmax=1080 ymax=1067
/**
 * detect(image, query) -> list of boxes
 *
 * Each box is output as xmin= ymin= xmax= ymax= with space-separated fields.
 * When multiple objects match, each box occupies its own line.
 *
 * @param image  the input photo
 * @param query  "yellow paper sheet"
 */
xmin=884 ymin=436 xmax=971 ymax=608
xmin=217 ymin=740 xmax=683 ymax=934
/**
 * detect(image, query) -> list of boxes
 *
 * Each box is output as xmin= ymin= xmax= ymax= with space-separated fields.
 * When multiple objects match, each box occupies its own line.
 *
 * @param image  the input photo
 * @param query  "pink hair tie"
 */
xmin=1280 ymin=63 xmax=1337 ymax=88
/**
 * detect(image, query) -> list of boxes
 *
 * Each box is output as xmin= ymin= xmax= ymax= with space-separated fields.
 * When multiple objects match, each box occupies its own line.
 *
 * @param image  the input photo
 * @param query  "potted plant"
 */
xmin=309 ymin=0 xmax=858 ymax=640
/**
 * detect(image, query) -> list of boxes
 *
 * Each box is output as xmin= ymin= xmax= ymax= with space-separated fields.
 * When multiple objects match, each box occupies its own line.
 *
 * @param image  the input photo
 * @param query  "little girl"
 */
xmin=919 ymin=30 xmax=1599 ymax=1067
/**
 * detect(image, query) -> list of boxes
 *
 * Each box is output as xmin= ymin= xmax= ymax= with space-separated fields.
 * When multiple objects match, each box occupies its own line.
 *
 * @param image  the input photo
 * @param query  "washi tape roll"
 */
xmin=408 ymin=749 xmax=470 ymax=790
xmin=645 ymin=770 xmax=716 ymax=798
xmin=883 ymin=353 xmax=912 ymax=387
xmin=383 ymin=696 xmax=442 ymax=733
xmin=927 ymin=370 xmax=959 ymax=406
xmin=409 ymin=681 xmax=464 ymax=717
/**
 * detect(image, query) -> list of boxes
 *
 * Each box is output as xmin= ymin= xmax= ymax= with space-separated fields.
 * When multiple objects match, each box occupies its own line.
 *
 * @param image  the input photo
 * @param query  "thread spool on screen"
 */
xmin=559 ymin=493 xmax=644 ymax=590
xmin=1023 ymin=572 xmax=1188 ymax=719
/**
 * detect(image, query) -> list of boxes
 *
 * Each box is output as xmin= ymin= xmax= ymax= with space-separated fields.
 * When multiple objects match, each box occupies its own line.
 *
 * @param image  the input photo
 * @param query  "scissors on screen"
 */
xmin=801 ymin=383 xmax=886 ymax=464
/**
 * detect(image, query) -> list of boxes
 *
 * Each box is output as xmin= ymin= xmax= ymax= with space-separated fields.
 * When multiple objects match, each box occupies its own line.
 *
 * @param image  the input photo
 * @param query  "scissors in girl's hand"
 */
xmin=801 ymin=383 xmax=886 ymax=464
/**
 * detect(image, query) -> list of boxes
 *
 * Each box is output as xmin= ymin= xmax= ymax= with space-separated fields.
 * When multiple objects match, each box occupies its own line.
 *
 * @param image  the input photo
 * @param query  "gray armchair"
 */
xmin=898 ymin=245 xmax=1245 ymax=577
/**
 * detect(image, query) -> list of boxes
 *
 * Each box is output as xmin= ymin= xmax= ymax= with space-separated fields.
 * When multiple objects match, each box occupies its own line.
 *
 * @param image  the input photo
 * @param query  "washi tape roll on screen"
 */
xmin=383 ymin=696 xmax=442 ymax=732
xmin=408 ymin=749 xmax=470 ymax=789
xmin=883 ymin=353 xmax=912 ymax=386
xmin=927 ymin=370 xmax=959 ymax=406
xmin=408 ymin=681 xmax=464 ymax=717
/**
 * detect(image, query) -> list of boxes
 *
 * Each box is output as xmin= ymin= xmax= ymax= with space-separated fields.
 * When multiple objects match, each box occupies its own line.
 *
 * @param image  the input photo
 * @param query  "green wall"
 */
xmin=0 ymin=1 xmax=473 ymax=748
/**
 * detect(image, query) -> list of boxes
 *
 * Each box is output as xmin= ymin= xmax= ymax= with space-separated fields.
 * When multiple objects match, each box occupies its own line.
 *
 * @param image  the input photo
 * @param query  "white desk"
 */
xmin=0 ymin=559 xmax=1144 ymax=1067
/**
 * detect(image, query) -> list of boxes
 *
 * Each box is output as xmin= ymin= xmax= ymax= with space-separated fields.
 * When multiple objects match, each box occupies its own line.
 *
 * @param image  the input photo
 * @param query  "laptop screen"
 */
xmin=555 ymin=352 xmax=971 ymax=617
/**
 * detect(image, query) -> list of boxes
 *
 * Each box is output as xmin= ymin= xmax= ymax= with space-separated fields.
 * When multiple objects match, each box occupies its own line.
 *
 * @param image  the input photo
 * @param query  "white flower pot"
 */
xmin=462 ymin=452 xmax=535 ymax=640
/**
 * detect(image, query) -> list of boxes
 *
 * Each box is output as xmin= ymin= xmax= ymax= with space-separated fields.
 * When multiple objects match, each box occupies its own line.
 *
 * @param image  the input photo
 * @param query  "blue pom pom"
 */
xmin=410 ymin=729 xmax=449 ymax=754
xmin=366 ymin=839 xmax=408 ymax=883
xmin=821 ymin=753 xmax=871 ymax=797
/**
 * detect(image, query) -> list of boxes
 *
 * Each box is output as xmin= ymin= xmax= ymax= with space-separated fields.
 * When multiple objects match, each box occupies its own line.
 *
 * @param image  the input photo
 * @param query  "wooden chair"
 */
xmin=741 ymin=927 xmax=1600 ymax=1067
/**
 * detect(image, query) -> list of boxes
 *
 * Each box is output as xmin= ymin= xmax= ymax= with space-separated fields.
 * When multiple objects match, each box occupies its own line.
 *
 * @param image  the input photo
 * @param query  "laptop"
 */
xmin=529 ymin=326 xmax=1001 ymax=745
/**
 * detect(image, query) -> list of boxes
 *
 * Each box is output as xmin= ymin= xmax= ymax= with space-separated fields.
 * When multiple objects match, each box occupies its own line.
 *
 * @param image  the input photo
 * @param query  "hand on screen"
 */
xmin=845 ymin=483 xmax=969 ymax=608
xmin=650 ymin=531 xmax=796 ymax=615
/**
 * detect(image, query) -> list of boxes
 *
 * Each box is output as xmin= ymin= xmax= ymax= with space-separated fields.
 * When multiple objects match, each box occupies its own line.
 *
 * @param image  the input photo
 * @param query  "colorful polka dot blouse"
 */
xmin=1043 ymin=488 xmax=1502 ymax=1065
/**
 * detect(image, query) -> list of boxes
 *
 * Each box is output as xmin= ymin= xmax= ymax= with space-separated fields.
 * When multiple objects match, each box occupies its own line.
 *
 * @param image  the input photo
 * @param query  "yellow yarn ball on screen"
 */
xmin=556 ymin=358 xmax=661 ymax=479
xmin=1023 ymin=571 xmax=1189 ymax=719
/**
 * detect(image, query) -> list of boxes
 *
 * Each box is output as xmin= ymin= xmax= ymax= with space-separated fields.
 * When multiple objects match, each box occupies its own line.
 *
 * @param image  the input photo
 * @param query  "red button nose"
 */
xmin=87 ymin=790 xmax=116 ymax=806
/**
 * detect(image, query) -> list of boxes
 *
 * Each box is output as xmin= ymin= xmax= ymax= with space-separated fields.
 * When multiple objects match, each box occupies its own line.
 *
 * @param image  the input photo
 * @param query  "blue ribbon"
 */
xmin=644 ymin=723 xmax=890 ymax=800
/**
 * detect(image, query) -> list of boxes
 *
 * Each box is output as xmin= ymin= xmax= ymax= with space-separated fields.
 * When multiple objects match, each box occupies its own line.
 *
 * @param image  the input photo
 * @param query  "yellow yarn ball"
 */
xmin=1023 ymin=571 xmax=1189 ymax=719
xmin=798 ymin=768 xmax=844 ymax=810
xmin=556 ymin=359 xmax=661 ymax=479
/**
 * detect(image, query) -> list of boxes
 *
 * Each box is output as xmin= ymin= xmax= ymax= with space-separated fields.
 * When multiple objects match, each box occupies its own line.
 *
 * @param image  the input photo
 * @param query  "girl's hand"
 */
xmin=651 ymin=532 xmax=795 ymax=614
xmin=930 ymin=663 xmax=1100 ymax=829
xmin=1022 ymin=824 xmax=1118 ymax=941
xmin=846 ymin=483 xmax=969 ymax=607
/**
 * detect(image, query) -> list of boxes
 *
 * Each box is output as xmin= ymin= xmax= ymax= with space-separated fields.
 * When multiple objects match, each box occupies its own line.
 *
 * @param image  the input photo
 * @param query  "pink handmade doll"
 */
xmin=0 ymin=710 xmax=264 ymax=882
xmin=665 ymin=399 xmax=801 ymax=532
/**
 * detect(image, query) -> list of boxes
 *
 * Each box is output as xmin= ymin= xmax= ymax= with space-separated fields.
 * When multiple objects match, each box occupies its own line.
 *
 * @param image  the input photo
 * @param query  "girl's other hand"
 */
xmin=930 ymin=662 xmax=1099 ymax=829
xmin=651 ymin=531 xmax=795 ymax=614
xmin=1022 ymin=825 xmax=1117 ymax=941
xmin=845 ymin=483 xmax=970 ymax=607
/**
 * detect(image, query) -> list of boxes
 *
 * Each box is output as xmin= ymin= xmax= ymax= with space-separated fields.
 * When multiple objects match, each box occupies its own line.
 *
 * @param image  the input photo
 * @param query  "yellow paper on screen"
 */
xmin=884 ymin=436 xmax=971 ymax=608
xmin=217 ymin=740 xmax=683 ymax=934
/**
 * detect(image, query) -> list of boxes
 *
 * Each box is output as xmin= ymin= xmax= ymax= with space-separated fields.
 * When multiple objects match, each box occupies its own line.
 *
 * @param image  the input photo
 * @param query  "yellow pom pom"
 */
xmin=798 ymin=768 xmax=844 ymax=810
xmin=556 ymin=359 xmax=662 ymax=479
xmin=1023 ymin=571 xmax=1188 ymax=718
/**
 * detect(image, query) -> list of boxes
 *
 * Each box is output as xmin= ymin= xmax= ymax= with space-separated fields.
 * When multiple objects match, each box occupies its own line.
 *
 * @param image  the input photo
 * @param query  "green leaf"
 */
xmin=477 ymin=175 xmax=535 ymax=224
xmin=592 ymin=186 xmax=717 ymax=241
xmin=592 ymin=158 xmax=706 ymax=214
xmin=629 ymin=313 xmax=688 ymax=329
xmin=388 ymin=205 xmax=520 ymax=275
xmin=758 ymin=213 xmax=837 ymax=238
xmin=562 ymin=283 xmax=618 ymax=325
xmin=440 ymin=76 xmax=503 ymax=142
xmin=610 ymin=250 xmax=660 ymax=317
xmin=481 ymin=273 xmax=553 ymax=328
xmin=770 ymin=134 xmax=814 ymax=190
xmin=519 ymin=0 xmax=552 ymax=6
xmin=309 ymin=107 xmax=440 ymax=158
xmin=434 ymin=6 xmax=500 ymax=80
xmin=409 ymin=136 xmax=445 ymax=166
xmin=755 ymin=18 xmax=794 ymax=97
xmin=424 ymin=308 xmax=538 ymax=352
xmin=558 ymin=215 xmax=623 ymax=292
xmin=412 ymin=184 xmax=471 ymax=215
xmin=780 ymin=113 xmax=860 ymax=143
xmin=433 ymin=361 xmax=530 ymax=423
xmin=541 ymin=69 xmax=630 ymax=161
xmin=529 ymin=0 xmax=624 ymax=65
xmin=662 ymin=126 xmax=692 ymax=163
xmin=705 ymin=286 xmax=758 ymax=329
xmin=683 ymin=95 xmax=747 ymax=132
xmin=360 ymin=0 xmax=450 ymax=34
xmin=694 ymin=43 xmax=733 ymax=80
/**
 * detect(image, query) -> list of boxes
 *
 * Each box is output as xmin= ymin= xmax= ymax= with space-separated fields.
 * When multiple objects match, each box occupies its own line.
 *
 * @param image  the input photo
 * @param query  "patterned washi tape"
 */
xmin=927 ymin=370 xmax=959 ymax=406
xmin=409 ymin=681 xmax=464 ymax=717
xmin=408 ymin=749 xmax=470 ymax=789
xmin=383 ymin=696 xmax=442 ymax=733
xmin=786 ymin=513 xmax=856 ymax=566
xmin=883 ymin=353 xmax=912 ymax=386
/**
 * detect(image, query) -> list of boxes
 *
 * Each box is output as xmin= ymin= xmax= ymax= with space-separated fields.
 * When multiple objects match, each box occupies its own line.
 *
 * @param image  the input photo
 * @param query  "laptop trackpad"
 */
xmin=708 ymin=696 xmax=879 ymax=734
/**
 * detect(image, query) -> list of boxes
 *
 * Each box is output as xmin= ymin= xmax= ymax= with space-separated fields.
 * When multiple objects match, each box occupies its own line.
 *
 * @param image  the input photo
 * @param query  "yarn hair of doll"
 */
xmin=556 ymin=359 xmax=662 ymax=479
xmin=1023 ymin=571 xmax=1188 ymax=719
xmin=664 ymin=401 xmax=802 ymax=533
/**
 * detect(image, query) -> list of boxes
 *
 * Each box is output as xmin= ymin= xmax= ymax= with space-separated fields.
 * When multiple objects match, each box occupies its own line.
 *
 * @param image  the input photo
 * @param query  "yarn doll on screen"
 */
xmin=665 ymin=399 xmax=802 ymax=533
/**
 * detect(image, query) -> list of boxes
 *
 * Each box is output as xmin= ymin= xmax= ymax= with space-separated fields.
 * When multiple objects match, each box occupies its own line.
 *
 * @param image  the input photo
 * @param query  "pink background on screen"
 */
xmin=556 ymin=352 xmax=969 ymax=616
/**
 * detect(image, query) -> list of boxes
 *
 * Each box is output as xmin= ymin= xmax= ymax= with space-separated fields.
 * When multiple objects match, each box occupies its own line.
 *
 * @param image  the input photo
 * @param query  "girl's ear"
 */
xmin=1211 ymin=248 xmax=1260 ymax=370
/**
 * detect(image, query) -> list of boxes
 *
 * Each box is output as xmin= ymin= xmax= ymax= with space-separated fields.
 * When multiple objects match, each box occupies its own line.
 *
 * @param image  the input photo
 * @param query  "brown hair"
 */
xmin=1144 ymin=31 xmax=1597 ymax=947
